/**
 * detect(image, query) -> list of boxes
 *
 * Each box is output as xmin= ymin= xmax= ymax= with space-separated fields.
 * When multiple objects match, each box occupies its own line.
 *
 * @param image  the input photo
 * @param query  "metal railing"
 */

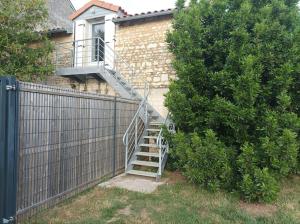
xmin=55 ymin=37 xmax=168 ymax=176
xmin=55 ymin=37 xmax=148 ymax=88
xmin=123 ymin=85 xmax=150 ymax=171
xmin=156 ymin=113 xmax=176 ymax=176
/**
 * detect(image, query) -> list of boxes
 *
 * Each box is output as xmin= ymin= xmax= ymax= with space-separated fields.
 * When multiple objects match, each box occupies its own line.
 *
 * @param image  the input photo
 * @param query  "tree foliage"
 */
xmin=166 ymin=0 xmax=300 ymax=202
xmin=0 ymin=0 xmax=53 ymax=82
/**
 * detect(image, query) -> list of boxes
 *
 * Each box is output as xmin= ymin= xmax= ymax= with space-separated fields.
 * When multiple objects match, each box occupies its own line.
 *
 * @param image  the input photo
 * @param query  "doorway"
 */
xmin=92 ymin=22 xmax=105 ymax=62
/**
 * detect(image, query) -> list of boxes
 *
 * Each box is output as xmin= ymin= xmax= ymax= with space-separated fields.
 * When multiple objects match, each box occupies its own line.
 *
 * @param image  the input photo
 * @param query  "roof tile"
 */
xmin=69 ymin=0 xmax=127 ymax=20
xmin=115 ymin=8 xmax=175 ymax=20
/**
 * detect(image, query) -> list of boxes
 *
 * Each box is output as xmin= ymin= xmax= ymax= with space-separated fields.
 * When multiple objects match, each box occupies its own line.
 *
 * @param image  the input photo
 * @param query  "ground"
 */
xmin=24 ymin=172 xmax=300 ymax=224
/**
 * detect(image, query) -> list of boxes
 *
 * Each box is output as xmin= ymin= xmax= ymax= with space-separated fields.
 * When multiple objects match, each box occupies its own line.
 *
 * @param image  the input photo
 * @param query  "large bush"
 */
xmin=166 ymin=0 xmax=300 ymax=202
xmin=0 ymin=0 xmax=53 ymax=82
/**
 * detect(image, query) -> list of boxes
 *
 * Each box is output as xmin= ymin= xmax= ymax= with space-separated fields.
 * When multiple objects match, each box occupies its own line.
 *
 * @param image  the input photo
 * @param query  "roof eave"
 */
xmin=47 ymin=26 xmax=73 ymax=35
xmin=113 ymin=10 xmax=174 ymax=24
xmin=69 ymin=0 xmax=127 ymax=21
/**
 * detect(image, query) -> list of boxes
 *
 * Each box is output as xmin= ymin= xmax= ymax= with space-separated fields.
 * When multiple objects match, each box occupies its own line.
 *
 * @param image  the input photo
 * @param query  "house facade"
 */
xmin=51 ymin=0 xmax=176 ymax=179
xmin=52 ymin=0 xmax=175 ymax=117
xmin=114 ymin=10 xmax=176 ymax=117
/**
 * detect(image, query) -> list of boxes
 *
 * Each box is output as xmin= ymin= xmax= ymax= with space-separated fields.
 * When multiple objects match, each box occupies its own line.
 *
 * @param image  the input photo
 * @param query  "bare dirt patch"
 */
xmin=118 ymin=205 xmax=132 ymax=216
xmin=136 ymin=209 xmax=153 ymax=224
xmin=239 ymin=201 xmax=278 ymax=217
xmin=165 ymin=171 xmax=186 ymax=184
xmin=107 ymin=205 xmax=132 ymax=223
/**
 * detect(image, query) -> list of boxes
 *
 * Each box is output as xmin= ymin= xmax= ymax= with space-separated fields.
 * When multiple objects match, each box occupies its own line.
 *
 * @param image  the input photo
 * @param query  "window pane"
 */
xmin=92 ymin=23 xmax=105 ymax=61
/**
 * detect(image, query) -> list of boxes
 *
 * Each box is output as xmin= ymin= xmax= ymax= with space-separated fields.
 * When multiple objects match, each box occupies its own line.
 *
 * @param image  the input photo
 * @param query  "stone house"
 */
xmin=51 ymin=0 xmax=176 ymax=179
xmin=46 ymin=0 xmax=75 ymax=44
xmin=113 ymin=9 xmax=176 ymax=117
xmin=53 ymin=0 xmax=175 ymax=117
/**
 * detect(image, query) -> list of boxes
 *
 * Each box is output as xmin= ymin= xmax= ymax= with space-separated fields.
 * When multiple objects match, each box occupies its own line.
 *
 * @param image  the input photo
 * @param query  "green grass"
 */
xmin=24 ymin=172 xmax=300 ymax=224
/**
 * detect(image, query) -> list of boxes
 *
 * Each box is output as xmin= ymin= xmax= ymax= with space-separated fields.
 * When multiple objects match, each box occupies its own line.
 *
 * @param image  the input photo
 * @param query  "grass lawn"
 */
xmin=25 ymin=172 xmax=300 ymax=224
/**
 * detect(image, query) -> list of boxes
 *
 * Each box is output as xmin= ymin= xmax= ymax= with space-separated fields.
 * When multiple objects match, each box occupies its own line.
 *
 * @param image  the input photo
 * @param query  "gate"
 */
xmin=0 ymin=77 xmax=18 ymax=224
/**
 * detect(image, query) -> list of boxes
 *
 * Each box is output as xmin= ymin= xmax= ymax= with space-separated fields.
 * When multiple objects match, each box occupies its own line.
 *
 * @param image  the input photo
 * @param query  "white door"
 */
xmin=74 ymin=20 xmax=86 ymax=67
xmin=104 ymin=14 xmax=116 ymax=68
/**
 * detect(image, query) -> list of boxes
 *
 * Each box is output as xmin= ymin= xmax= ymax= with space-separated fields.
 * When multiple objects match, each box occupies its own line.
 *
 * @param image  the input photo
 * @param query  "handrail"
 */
xmin=156 ymin=113 xmax=174 ymax=146
xmin=122 ymin=85 xmax=149 ymax=145
xmin=123 ymin=84 xmax=150 ymax=171
xmin=55 ymin=37 xmax=149 ymax=88
xmin=54 ymin=37 xmax=167 ymax=175
xmin=156 ymin=112 xmax=175 ymax=176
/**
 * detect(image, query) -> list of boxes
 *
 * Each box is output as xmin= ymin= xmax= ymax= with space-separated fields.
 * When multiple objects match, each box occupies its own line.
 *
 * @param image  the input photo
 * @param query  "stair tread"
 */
xmin=127 ymin=170 xmax=157 ymax=178
xmin=150 ymin=122 xmax=163 ymax=125
xmin=139 ymin=143 xmax=158 ymax=148
xmin=131 ymin=160 xmax=159 ymax=167
xmin=136 ymin=152 xmax=159 ymax=157
xmin=147 ymin=129 xmax=161 ymax=132
xmin=143 ymin=136 xmax=158 ymax=139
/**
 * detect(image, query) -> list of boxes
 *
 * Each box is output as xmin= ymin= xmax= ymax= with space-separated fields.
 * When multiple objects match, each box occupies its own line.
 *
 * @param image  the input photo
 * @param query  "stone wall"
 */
xmin=115 ymin=17 xmax=175 ymax=117
xmin=46 ymin=34 xmax=75 ymax=89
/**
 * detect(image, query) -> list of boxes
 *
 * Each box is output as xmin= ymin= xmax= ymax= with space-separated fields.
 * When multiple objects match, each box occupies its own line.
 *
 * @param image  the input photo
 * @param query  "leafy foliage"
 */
xmin=185 ymin=130 xmax=233 ymax=191
xmin=0 ymin=0 xmax=53 ymax=82
xmin=166 ymin=0 xmax=300 ymax=202
xmin=240 ymin=168 xmax=279 ymax=203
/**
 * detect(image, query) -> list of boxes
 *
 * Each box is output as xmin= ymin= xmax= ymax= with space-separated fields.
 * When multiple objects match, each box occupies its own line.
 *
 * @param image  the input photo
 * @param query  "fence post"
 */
xmin=0 ymin=77 xmax=19 ymax=224
xmin=112 ymin=97 xmax=117 ymax=176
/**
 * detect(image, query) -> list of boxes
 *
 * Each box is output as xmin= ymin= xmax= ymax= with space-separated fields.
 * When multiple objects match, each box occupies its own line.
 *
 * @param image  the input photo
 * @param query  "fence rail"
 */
xmin=0 ymin=77 xmax=139 ymax=223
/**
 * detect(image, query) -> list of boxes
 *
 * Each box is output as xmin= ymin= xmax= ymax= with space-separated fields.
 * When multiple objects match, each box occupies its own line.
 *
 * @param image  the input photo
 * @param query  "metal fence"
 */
xmin=0 ymin=77 xmax=139 ymax=223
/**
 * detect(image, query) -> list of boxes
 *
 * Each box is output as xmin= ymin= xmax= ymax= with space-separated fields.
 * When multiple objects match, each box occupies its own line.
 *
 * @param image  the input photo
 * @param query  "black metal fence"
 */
xmin=0 ymin=77 xmax=139 ymax=223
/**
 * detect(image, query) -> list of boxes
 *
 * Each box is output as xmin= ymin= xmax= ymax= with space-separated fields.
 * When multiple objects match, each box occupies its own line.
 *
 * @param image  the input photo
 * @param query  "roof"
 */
xmin=69 ymin=0 xmax=127 ymax=20
xmin=47 ymin=0 xmax=75 ymax=34
xmin=113 ymin=8 xmax=174 ymax=23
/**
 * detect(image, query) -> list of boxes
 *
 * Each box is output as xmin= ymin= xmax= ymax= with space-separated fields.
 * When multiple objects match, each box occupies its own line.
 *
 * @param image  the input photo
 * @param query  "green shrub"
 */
xmin=240 ymin=168 xmax=279 ymax=203
xmin=168 ymin=131 xmax=190 ymax=170
xmin=0 ymin=0 xmax=53 ymax=81
xmin=237 ymin=143 xmax=258 ymax=176
xmin=237 ymin=143 xmax=279 ymax=202
xmin=166 ymin=0 xmax=300 ymax=202
xmin=171 ymin=130 xmax=233 ymax=191
xmin=260 ymin=129 xmax=299 ymax=176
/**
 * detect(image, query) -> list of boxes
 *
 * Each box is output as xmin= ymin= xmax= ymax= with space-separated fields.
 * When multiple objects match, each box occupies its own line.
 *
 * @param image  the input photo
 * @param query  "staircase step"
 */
xmin=143 ymin=136 xmax=158 ymax=139
xmin=136 ymin=152 xmax=159 ymax=157
xmin=131 ymin=160 xmax=159 ymax=167
xmin=150 ymin=122 xmax=163 ymax=126
xmin=127 ymin=170 xmax=157 ymax=178
xmin=139 ymin=143 xmax=158 ymax=148
xmin=147 ymin=129 xmax=161 ymax=132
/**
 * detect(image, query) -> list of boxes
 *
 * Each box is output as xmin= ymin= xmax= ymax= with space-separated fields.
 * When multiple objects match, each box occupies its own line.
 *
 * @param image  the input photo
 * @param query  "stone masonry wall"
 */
xmin=115 ymin=17 xmax=176 ymax=117
xmin=46 ymin=34 xmax=75 ymax=89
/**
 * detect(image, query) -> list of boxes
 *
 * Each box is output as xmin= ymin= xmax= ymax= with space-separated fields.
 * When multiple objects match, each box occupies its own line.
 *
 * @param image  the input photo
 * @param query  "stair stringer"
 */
xmin=95 ymin=68 xmax=133 ymax=99
xmin=100 ymin=68 xmax=165 ymax=122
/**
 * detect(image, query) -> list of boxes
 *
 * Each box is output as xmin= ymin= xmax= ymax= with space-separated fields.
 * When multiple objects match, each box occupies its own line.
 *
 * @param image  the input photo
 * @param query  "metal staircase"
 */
xmin=54 ymin=37 xmax=175 ymax=180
